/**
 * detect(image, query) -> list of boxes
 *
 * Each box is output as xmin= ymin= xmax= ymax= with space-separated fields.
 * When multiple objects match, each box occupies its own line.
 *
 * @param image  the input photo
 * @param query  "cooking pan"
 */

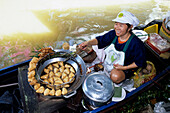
xmin=29 ymin=49 xmax=87 ymax=98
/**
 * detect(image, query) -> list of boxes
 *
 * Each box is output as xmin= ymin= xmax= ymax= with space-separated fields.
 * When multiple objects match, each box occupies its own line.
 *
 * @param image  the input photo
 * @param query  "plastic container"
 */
xmin=146 ymin=33 xmax=170 ymax=54
xmin=144 ymin=24 xmax=158 ymax=34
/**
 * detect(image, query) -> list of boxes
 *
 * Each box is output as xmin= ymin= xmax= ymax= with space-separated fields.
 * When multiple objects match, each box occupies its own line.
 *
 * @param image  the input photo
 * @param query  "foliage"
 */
xmin=111 ymin=75 xmax=170 ymax=113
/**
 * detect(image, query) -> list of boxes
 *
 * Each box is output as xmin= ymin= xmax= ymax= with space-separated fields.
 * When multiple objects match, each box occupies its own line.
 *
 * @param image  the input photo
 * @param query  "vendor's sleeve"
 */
xmin=134 ymin=42 xmax=146 ymax=68
xmin=96 ymin=30 xmax=116 ymax=49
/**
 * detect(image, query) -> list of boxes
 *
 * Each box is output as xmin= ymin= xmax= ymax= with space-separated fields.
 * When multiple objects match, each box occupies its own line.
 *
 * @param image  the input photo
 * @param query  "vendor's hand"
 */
xmin=113 ymin=63 xmax=126 ymax=70
xmin=79 ymin=41 xmax=88 ymax=50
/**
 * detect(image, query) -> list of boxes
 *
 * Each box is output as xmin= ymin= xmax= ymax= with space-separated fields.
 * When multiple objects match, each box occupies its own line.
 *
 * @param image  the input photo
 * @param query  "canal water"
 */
xmin=0 ymin=0 xmax=169 ymax=69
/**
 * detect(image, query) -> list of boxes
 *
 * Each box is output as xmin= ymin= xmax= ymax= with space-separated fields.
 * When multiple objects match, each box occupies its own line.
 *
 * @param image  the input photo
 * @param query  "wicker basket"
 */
xmin=159 ymin=19 xmax=170 ymax=42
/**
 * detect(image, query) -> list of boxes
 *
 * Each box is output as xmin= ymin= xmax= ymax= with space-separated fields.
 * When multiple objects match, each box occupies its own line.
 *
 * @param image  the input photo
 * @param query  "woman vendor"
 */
xmin=79 ymin=11 xmax=147 ymax=84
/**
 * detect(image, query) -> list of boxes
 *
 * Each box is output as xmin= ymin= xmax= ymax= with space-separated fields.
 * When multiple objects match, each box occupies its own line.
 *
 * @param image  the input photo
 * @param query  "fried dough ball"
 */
xmin=48 ymin=77 xmax=54 ymax=84
xmin=41 ymin=74 xmax=48 ymax=79
xmin=47 ymin=64 xmax=53 ymax=71
xmin=44 ymin=88 xmax=50 ymax=96
xmin=54 ymin=82 xmax=60 ymax=86
xmin=59 ymin=66 xmax=65 ymax=73
xmin=68 ymin=72 xmax=75 ymax=78
xmin=44 ymin=68 xmax=50 ymax=74
xmin=28 ymin=63 xmax=36 ymax=72
xmin=62 ymin=87 xmax=68 ymax=95
xmin=53 ymin=63 xmax=59 ymax=68
xmin=38 ymin=47 xmax=53 ymax=53
xmin=36 ymin=86 xmax=45 ymax=94
xmin=49 ymin=88 xmax=55 ymax=96
xmin=64 ymin=68 xmax=70 ymax=75
xmin=28 ymin=70 xmax=35 ymax=78
xmin=29 ymin=79 xmax=37 ymax=85
xmin=59 ymin=61 xmax=64 ymax=67
xmin=55 ymin=89 xmax=62 ymax=96
xmin=70 ymin=67 xmax=75 ymax=73
xmin=38 ymin=57 xmax=43 ymax=60
xmin=42 ymin=79 xmax=49 ymax=84
xmin=64 ymin=84 xmax=70 ymax=88
xmin=65 ymin=64 xmax=71 ymax=68
xmin=38 ymin=47 xmax=54 ymax=57
xmin=55 ymin=72 xmax=62 ymax=78
xmin=53 ymin=76 xmax=61 ymax=81
xmin=54 ymin=77 xmax=63 ymax=84
xmin=34 ymin=83 xmax=41 ymax=90
xmin=54 ymin=67 xmax=59 ymax=73
xmin=30 ymin=57 xmax=39 ymax=64
xmin=47 ymin=85 xmax=53 ymax=89
xmin=28 ymin=77 xmax=35 ymax=82
xmin=61 ymin=72 xmax=67 ymax=79
xmin=54 ymin=83 xmax=62 ymax=90
xmin=69 ymin=78 xmax=75 ymax=83
xmin=38 ymin=52 xmax=46 ymax=57
xmin=49 ymin=71 xmax=54 ymax=78
xmin=63 ymin=76 xmax=69 ymax=83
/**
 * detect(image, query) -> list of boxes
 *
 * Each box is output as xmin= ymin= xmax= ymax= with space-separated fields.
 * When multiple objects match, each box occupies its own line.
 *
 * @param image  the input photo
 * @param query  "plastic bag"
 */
xmin=114 ymin=79 xmax=136 ymax=92
xmin=131 ymin=61 xmax=156 ymax=88
xmin=154 ymin=102 xmax=168 ymax=113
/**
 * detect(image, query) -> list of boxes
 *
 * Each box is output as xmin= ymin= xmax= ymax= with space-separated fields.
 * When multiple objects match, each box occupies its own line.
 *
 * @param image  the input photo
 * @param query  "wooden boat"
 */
xmin=0 ymin=20 xmax=169 ymax=113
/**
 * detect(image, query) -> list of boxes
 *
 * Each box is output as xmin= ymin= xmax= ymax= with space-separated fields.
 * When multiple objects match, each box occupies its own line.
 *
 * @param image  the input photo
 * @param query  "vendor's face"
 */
xmin=114 ymin=22 xmax=129 ymax=37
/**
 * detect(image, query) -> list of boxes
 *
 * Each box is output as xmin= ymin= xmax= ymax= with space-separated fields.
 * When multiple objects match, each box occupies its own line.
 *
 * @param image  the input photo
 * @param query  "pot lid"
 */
xmin=82 ymin=72 xmax=114 ymax=102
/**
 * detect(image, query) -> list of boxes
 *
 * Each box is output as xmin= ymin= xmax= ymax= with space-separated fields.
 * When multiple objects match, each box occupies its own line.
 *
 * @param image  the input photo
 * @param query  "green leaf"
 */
xmin=111 ymin=55 xmax=116 ymax=62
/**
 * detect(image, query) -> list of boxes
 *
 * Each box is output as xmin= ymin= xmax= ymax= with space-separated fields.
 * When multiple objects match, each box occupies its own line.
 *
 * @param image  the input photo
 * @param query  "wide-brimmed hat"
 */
xmin=112 ymin=11 xmax=139 ymax=28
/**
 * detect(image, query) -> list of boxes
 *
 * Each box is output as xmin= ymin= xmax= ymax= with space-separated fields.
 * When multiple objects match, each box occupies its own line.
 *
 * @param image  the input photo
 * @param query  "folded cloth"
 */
xmin=113 ymin=87 xmax=122 ymax=97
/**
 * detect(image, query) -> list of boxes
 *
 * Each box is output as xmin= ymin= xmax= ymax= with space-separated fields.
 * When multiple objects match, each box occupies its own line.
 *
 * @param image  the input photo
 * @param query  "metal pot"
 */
xmin=34 ymin=49 xmax=87 ymax=98
xmin=82 ymin=72 xmax=114 ymax=107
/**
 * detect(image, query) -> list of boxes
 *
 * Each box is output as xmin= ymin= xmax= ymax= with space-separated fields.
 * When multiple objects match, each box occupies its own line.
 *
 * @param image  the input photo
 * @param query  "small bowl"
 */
xmin=94 ymin=64 xmax=104 ymax=72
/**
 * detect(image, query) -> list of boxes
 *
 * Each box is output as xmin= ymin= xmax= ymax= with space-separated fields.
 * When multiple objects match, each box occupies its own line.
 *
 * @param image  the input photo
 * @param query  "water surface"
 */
xmin=0 ymin=0 xmax=169 ymax=69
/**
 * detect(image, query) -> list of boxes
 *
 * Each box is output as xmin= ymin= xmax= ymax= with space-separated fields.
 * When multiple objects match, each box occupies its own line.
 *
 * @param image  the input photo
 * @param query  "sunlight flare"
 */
xmin=0 ymin=0 xmax=152 ymax=35
xmin=0 ymin=11 xmax=50 ymax=35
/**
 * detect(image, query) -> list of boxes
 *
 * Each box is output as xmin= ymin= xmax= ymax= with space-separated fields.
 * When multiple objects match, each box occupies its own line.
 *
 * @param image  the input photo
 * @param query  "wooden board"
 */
xmin=18 ymin=65 xmax=67 ymax=113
